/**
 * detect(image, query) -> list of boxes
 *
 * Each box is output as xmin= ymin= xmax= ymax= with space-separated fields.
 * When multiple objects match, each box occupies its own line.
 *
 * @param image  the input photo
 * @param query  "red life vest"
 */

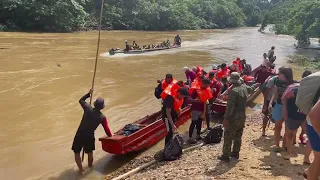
xmin=161 ymin=79 xmax=178 ymax=91
xmin=217 ymin=68 xmax=230 ymax=79
xmin=196 ymin=66 xmax=204 ymax=77
xmin=210 ymin=78 xmax=221 ymax=98
xmin=161 ymin=84 xmax=184 ymax=111
xmin=243 ymin=75 xmax=254 ymax=82
xmin=235 ymin=58 xmax=242 ymax=72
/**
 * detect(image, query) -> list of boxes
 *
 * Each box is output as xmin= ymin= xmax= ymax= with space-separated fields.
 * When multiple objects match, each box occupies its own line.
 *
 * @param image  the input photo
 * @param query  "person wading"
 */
xmin=219 ymin=72 xmax=253 ymax=162
xmin=188 ymin=78 xmax=213 ymax=143
xmin=72 ymin=89 xmax=112 ymax=174
xmin=161 ymin=86 xmax=189 ymax=148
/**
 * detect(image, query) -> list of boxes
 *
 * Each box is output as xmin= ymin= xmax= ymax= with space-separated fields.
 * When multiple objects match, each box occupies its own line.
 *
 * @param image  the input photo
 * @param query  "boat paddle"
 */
xmin=81 ymin=0 xmax=105 ymax=162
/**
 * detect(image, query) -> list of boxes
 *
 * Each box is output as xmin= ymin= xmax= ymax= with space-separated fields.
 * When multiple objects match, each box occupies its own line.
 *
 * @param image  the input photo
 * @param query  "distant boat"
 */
xmin=109 ymin=45 xmax=181 ymax=55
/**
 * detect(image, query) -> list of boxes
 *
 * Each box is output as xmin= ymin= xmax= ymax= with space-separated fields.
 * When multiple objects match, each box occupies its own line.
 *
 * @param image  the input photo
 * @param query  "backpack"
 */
xmin=163 ymin=134 xmax=184 ymax=161
xmin=296 ymin=71 xmax=320 ymax=113
xmin=154 ymin=83 xmax=163 ymax=99
xmin=204 ymin=124 xmax=224 ymax=144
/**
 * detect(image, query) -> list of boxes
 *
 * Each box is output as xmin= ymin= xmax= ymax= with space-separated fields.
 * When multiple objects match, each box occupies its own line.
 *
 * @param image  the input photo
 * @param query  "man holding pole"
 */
xmin=72 ymin=89 xmax=112 ymax=174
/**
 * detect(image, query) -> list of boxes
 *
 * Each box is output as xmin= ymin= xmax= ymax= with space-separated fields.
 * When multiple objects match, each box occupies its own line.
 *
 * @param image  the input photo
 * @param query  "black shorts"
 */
xmin=71 ymin=135 xmax=95 ymax=153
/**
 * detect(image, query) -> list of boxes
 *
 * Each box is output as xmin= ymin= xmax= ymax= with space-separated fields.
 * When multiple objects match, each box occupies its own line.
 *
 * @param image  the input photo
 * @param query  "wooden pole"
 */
xmin=82 ymin=0 xmax=105 ymax=162
xmin=112 ymin=143 xmax=205 ymax=180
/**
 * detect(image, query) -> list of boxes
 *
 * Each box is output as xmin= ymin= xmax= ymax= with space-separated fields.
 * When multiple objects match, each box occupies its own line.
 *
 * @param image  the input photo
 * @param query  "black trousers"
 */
xmin=163 ymin=118 xmax=176 ymax=147
xmin=189 ymin=118 xmax=203 ymax=138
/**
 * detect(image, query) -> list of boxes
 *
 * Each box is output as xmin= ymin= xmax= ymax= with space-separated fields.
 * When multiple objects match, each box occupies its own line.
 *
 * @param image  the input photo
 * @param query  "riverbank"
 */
xmin=107 ymin=112 xmax=309 ymax=180
xmin=287 ymin=54 xmax=320 ymax=70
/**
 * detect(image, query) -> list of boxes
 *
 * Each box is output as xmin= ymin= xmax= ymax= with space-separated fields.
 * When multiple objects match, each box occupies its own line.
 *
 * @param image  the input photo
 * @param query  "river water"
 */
xmin=0 ymin=27 xmax=317 ymax=180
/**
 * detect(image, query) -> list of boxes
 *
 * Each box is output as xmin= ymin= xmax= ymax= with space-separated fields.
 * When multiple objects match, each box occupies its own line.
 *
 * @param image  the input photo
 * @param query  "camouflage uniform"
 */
xmin=222 ymin=83 xmax=252 ymax=157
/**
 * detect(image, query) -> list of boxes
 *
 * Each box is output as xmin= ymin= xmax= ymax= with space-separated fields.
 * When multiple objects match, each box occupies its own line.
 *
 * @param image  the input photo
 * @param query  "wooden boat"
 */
xmin=109 ymin=45 xmax=181 ymax=55
xmin=99 ymin=66 xmax=265 ymax=155
xmin=99 ymin=105 xmax=191 ymax=155
xmin=210 ymin=66 xmax=266 ymax=114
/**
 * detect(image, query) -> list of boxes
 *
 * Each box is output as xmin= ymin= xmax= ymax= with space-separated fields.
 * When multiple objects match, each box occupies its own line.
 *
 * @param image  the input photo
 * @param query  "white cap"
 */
xmin=212 ymin=64 xmax=218 ymax=70
xmin=125 ymin=40 xmax=128 ymax=43
xmin=192 ymin=66 xmax=197 ymax=72
xmin=183 ymin=66 xmax=189 ymax=72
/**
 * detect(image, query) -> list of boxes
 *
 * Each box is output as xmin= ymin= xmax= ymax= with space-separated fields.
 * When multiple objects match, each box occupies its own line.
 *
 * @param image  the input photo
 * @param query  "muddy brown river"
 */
xmin=0 ymin=27 xmax=317 ymax=179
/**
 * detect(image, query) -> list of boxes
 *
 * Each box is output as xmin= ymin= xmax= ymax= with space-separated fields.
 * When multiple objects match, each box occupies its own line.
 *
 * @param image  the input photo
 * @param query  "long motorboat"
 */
xmin=109 ymin=45 xmax=181 ymax=55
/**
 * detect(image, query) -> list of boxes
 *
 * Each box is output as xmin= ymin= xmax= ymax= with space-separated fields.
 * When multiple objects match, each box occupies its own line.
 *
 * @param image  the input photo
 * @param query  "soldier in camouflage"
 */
xmin=218 ymin=72 xmax=253 ymax=162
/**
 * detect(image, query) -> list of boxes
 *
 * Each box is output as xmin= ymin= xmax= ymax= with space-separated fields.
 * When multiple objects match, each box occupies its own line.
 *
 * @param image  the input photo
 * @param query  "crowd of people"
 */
xmin=71 ymin=44 xmax=319 ymax=179
xmin=157 ymin=46 xmax=320 ymax=179
xmin=124 ymin=34 xmax=182 ymax=51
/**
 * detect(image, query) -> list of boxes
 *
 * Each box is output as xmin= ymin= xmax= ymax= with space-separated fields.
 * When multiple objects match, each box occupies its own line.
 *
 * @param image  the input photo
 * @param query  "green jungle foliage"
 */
xmin=0 ymin=0 xmax=270 ymax=32
xmin=260 ymin=0 xmax=320 ymax=44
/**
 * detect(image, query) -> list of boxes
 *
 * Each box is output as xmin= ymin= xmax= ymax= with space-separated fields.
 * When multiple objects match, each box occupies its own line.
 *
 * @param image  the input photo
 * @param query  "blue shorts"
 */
xmin=272 ymin=103 xmax=283 ymax=121
xmin=307 ymin=124 xmax=320 ymax=152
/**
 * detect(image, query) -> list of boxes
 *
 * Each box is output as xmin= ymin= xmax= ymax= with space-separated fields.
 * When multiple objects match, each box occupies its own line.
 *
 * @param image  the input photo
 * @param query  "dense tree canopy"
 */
xmin=1 ymin=0 xmax=318 ymax=39
xmin=0 ymin=0 xmax=271 ymax=32
xmin=260 ymin=0 xmax=320 ymax=44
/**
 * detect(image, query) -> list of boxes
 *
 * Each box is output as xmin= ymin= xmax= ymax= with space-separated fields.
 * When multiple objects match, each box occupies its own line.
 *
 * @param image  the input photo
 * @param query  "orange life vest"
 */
xmin=161 ymin=79 xmax=178 ymax=91
xmin=161 ymin=85 xmax=184 ymax=111
xmin=196 ymin=87 xmax=213 ymax=103
xmin=189 ymin=80 xmax=213 ymax=103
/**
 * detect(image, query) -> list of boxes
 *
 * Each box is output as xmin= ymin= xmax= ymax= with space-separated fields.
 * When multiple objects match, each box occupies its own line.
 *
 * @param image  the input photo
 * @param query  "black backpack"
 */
xmin=154 ymin=83 xmax=163 ymax=99
xmin=204 ymin=124 xmax=224 ymax=144
xmin=163 ymin=134 xmax=184 ymax=161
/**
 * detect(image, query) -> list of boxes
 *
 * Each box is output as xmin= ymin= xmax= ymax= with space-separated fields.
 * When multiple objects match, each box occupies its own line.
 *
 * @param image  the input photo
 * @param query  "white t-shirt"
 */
xmin=262 ymin=58 xmax=269 ymax=67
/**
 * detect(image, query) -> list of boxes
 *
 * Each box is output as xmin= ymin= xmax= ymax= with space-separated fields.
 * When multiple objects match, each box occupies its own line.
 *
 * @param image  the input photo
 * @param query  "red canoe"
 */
xmin=99 ymin=67 xmax=267 ymax=155
xmin=99 ymin=106 xmax=191 ymax=155
xmin=210 ymin=66 xmax=266 ymax=114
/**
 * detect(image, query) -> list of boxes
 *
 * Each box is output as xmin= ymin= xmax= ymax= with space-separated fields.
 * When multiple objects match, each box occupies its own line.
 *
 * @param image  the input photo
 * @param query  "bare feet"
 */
xmin=78 ymin=168 xmax=84 ymax=175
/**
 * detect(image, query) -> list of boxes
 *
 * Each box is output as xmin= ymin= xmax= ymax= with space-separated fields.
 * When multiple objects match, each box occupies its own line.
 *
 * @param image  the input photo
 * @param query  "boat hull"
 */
xmin=109 ymin=45 xmax=181 ymax=55
xmin=99 ymin=105 xmax=191 ymax=155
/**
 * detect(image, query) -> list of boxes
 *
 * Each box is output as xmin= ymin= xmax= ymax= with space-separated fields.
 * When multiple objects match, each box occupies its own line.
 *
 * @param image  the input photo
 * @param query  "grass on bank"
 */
xmin=287 ymin=55 xmax=320 ymax=70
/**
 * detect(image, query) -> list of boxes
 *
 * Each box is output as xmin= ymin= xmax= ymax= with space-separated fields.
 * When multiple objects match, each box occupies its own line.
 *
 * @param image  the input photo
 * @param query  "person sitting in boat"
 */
xmin=161 ymin=86 xmax=189 ymax=148
xmin=254 ymin=65 xmax=273 ymax=86
xmin=183 ymin=66 xmax=196 ymax=85
xmin=267 ymin=46 xmax=275 ymax=61
xmin=233 ymin=57 xmax=243 ymax=72
xmin=208 ymin=72 xmax=222 ymax=100
xmin=217 ymin=63 xmax=230 ymax=80
xmin=72 ymin=89 xmax=112 ymax=174
xmin=125 ymin=40 xmax=130 ymax=52
xmin=188 ymin=78 xmax=213 ymax=143
xmin=241 ymin=59 xmax=252 ymax=76
xmin=132 ymin=41 xmax=139 ymax=49
xmin=174 ymin=34 xmax=181 ymax=46
xmin=211 ymin=64 xmax=219 ymax=74
xmin=229 ymin=61 xmax=240 ymax=73
xmin=221 ymin=76 xmax=229 ymax=94
xmin=262 ymin=53 xmax=269 ymax=68
xmin=167 ymin=39 xmax=171 ymax=47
